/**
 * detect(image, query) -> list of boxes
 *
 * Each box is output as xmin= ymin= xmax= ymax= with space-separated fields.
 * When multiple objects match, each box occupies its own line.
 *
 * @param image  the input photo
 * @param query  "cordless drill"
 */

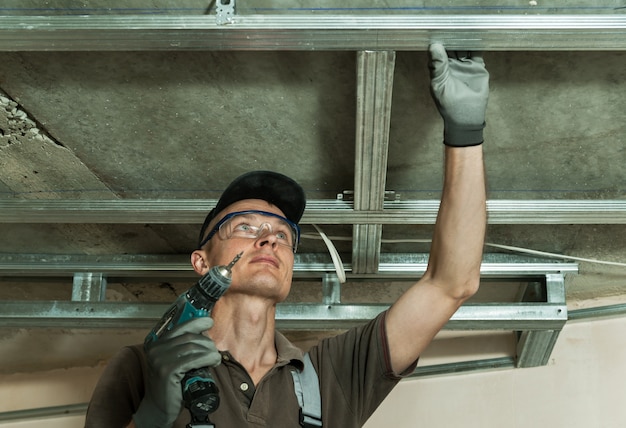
xmin=144 ymin=252 xmax=243 ymax=424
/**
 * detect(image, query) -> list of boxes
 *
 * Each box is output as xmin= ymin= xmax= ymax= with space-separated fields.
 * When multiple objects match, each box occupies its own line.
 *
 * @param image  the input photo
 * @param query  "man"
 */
xmin=85 ymin=43 xmax=489 ymax=428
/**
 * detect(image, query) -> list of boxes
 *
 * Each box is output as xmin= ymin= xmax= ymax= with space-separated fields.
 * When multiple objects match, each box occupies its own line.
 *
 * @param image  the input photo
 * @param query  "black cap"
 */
xmin=198 ymin=171 xmax=306 ymax=247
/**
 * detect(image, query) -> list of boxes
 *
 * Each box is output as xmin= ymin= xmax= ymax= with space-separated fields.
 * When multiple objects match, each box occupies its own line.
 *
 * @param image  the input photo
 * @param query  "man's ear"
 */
xmin=191 ymin=250 xmax=210 ymax=275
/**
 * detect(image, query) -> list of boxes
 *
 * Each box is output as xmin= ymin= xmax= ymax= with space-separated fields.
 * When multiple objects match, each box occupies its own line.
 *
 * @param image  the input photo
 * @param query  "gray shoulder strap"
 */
xmin=291 ymin=353 xmax=322 ymax=427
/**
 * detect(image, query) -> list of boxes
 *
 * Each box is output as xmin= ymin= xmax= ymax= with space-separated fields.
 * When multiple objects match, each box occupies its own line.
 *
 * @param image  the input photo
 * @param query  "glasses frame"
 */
xmin=198 ymin=209 xmax=301 ymax=253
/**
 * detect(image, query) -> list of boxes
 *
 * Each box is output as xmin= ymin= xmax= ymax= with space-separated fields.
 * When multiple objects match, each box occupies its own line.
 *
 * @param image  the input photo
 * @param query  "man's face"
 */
xmin=198 ymin=199 xmax=296 ymax=303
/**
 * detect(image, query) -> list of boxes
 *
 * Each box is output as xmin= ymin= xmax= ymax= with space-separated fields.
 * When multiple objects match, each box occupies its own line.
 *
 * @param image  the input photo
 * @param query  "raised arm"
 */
xmin=385 ymin=44 xmax=489 ymax=374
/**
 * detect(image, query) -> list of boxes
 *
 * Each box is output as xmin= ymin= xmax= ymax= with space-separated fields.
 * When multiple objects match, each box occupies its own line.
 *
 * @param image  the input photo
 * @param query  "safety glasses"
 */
xmin=198 ymin=210 xmax=300 ymax=253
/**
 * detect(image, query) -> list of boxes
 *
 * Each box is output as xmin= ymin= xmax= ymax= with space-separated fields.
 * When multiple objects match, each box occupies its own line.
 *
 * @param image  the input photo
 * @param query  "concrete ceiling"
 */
xmin=0 ymin=2 xmax=625 ymax=375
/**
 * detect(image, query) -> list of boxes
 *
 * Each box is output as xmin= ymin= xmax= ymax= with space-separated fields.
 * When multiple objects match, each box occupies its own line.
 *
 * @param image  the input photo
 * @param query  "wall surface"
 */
xmin=365 ymin=314 xmax=626 ymax=428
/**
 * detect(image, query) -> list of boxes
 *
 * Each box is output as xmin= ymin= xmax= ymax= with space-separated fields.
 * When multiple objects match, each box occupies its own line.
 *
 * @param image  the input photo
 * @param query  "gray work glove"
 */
xmin=133 ymin=317 xmax=221 ymax=428
xmin=428 ymin=43 xmax=489 ymax=147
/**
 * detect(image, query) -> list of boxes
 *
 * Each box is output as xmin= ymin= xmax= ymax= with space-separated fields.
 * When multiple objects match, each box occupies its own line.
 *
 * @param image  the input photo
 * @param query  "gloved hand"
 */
xmin=133 ymin=317 xmax=221 ymax=428
xmin=428 ymin=43 xmax=489 ymax=147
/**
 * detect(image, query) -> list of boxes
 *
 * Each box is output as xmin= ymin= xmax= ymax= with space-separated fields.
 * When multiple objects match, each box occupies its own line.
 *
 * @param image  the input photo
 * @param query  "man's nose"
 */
xmin=255 ymin=223 xmax=278 ymax=246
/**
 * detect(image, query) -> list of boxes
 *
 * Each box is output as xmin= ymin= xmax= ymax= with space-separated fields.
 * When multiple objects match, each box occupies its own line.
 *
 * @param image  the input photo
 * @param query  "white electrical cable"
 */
xmin=483 ymin=242 xmax=626 ymax=268
xmin=302 ymin=234 xmax=351 ymax=241
xmin=310 ymin=225 xmax=347 ymax=283
xmin=300 ymin=234 xmax=626 ymax=269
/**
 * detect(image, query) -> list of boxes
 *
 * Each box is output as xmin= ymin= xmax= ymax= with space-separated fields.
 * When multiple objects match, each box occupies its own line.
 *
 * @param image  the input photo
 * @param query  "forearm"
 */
xmin=386 ymin=145 xmax=486 ymax=374
xmin=426 ymin=145 xmax=486 ymax=300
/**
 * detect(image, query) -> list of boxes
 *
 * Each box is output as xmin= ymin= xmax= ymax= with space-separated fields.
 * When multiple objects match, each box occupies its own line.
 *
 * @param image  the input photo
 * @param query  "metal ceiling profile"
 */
xmin=0 ymin=253 xmax=577 ymax=372
xmin=353 ymin=50 xmax=395 ymax=274
xmin=1 ymin=199 xmax=625 ymax=225
xmin=0 ymin=13 xmax=626 ymax=51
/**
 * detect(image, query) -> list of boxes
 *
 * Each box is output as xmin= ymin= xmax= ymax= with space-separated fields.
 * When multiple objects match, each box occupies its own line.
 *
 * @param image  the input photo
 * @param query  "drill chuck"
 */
xmin=193 ymin=251 xmax=242 ymax=304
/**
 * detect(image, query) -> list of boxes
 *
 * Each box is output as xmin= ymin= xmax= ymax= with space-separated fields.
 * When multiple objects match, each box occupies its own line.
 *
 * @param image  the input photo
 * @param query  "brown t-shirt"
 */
xmin=85 ymin=310 xmax=412 ymax=427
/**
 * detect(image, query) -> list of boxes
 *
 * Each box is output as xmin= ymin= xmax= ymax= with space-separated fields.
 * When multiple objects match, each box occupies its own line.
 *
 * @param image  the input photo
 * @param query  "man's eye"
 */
xmin=234 ymin=223 xmax=253 ymax=232
xmin=277 ymin=229 xmax=295 ymax=243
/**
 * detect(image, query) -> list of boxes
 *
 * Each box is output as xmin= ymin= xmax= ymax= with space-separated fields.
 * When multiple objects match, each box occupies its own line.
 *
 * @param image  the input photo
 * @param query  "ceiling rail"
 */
xmin=352 ymin=50 xmax=395 ymax=274
xmin=0 ymin=199 xmax=625 ymax=224
xmin=0 ymin=300 xmax=567 ymax=331
xmin=0 ymin=271 xmax=571 ymax=371
xmin=0 ymin=253 xmax=578 ymax=278
xmin=0 ymin=14 xmax=625 ymax=51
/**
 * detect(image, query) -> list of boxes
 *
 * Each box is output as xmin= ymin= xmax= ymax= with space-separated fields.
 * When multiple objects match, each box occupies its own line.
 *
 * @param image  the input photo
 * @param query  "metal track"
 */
xmin=0 ymin=14 xmax=625 ymax=51
xmin=352 ymin=50 xmax=395 ymax=274
xmin=0 ymin=253 xmax=579 ymax=278
xmin=0 ymin=300 xmax=568 ymax=330
xmin=1 ymin=199 xmax=625 ymax=224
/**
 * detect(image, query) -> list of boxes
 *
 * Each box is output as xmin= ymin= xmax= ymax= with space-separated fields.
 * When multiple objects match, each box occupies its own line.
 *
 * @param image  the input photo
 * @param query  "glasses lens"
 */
xmin=218 ymin=211 xmax=298 ymax=252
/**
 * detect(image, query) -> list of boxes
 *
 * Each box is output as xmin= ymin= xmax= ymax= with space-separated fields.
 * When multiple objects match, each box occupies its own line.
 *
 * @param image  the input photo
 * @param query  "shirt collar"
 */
xmin=275 ymin=330 xmax=305 ymax=369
